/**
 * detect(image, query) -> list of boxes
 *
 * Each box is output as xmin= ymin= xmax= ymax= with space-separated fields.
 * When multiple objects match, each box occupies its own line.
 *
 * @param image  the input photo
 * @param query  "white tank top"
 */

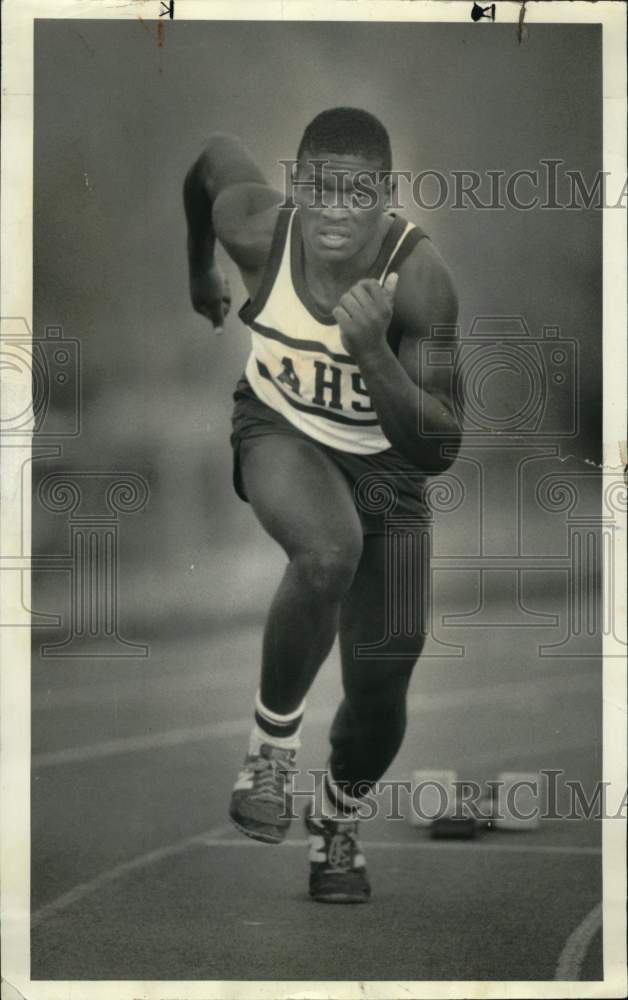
xmin=239 ymin=206 xmax=427 ymax=455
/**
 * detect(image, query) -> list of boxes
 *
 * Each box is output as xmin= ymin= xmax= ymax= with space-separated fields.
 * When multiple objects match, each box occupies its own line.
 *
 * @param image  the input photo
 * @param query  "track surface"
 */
xmin=31 ymin=623 xmax=603 ymax=982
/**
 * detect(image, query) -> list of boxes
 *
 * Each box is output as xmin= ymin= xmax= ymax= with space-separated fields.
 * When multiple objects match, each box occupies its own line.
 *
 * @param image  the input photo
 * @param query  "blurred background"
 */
xmin=32 ymin=19 xmax=602 ymax=639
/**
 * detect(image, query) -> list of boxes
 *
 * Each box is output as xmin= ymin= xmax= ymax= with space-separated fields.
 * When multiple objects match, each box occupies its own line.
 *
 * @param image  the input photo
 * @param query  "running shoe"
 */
xmin=304 ymin=801 xmax=371 ymax=903
xmin=229 ymin=743 xmax=296 ymax=844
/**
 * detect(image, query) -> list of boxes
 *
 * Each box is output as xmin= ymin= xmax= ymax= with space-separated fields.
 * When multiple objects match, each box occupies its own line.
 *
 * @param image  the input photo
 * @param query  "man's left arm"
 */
xmin=332 ymin=241 xmax=462 ymax=472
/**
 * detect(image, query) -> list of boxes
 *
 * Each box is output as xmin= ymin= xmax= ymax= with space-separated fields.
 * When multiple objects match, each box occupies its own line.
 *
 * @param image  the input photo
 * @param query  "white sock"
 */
xmin=250 ymin=690 xmax=305 ymax=753
xmin=321 ymin=769 xmax=361 ymax=822
xmin=248 ymin=723 xmax=302 ymax=755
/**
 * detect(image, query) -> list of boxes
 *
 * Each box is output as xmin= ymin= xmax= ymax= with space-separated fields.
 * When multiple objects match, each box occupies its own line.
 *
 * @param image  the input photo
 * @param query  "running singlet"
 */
xmin=238 ymin=206 xmax=428 ymax=454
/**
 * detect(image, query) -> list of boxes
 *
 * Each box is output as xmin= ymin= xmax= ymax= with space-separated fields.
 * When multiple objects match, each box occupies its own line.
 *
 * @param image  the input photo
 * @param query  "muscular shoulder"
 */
xmin=212 ymin=183 xmax=285 ymax=272
xmin=190 ymin=132 xmax=284 ymax=272
xmin=394 ymin=236 xmax=458 ymax=335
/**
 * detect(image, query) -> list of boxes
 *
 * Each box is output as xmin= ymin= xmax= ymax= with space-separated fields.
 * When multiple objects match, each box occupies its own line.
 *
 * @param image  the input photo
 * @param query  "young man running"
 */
xmin=184 ymin=107 xmax=460 ymax=903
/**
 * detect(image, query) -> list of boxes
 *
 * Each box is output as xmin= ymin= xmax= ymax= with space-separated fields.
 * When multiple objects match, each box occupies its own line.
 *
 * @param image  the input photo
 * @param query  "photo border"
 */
xmin=1 ymin=2 xmax=626 ymax=998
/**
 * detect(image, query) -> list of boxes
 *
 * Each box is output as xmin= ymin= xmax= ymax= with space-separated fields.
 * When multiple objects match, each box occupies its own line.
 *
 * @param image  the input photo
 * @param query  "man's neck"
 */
xmin=301 ymin=214 xmax=392 ymax=309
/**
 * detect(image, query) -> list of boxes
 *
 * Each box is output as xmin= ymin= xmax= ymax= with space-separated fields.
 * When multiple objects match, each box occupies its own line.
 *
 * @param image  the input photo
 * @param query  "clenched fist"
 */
xmin=332 ymin=273 xmax=399 ymax=356
xmin=189 ymin=263 xmax=232 ymax=334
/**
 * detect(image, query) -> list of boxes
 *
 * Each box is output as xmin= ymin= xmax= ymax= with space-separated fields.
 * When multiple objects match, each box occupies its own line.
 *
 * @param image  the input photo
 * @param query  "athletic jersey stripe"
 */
xmin=250 ymin=319 xmax=353 ymax=365
xmin=256 ymin=360 xmax=380 ymax=426
xmin=289 ymin=212 xmax=408 ymax=325
xmin=382 ymin=226 xmax=428 ymax=280
xmin=238 ymin=205 xmax=293 ymax=325
xmin=240 ymin=208 xmax=429 ymax=454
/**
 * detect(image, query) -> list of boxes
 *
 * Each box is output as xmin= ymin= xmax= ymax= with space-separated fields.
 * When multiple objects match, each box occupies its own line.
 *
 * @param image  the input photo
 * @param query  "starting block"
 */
xmin=429 ymin=815 xmax=477 ymax=840
xmin=491 ymin=771 xmax=541 ymax=831
xmin=407 ymin=770 xmax=458 ymax=828
xmin=405 ymin=769 xmax=541 ymax=838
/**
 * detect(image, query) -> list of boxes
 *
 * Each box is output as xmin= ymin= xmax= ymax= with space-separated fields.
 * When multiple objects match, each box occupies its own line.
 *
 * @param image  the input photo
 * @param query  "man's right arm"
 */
xmin=183 ymin=133 xmax=281 ymax=329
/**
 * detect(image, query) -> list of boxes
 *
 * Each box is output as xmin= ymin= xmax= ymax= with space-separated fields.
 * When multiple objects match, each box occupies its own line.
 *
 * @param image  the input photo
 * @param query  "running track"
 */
xmin=31 ymin=622 xmax=603 ymax=982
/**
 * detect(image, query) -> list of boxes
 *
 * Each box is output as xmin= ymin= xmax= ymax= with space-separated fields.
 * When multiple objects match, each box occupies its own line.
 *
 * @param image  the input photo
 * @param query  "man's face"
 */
xmin=292 ymin=151 xmax=392 ymax=262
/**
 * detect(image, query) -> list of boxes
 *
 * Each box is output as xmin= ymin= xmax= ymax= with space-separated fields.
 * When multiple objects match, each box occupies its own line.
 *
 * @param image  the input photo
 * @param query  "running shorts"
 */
xmin=230 ymin=373 xmax=430 ymax=535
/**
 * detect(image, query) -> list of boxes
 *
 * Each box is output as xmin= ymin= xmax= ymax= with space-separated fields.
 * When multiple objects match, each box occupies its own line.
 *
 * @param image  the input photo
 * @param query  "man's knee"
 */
xmin=292 ymin=543 xmax=362 ymax=601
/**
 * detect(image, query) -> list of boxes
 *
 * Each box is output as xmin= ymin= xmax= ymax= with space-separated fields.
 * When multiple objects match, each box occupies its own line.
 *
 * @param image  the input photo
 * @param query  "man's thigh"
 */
xmin=239 ymin=433 xmax=363 ymax=558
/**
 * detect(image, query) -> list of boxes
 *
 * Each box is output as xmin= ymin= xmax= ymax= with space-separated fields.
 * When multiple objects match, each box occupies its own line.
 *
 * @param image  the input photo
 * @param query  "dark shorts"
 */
xmin=230 ymin=374 xmax=429 ymax=535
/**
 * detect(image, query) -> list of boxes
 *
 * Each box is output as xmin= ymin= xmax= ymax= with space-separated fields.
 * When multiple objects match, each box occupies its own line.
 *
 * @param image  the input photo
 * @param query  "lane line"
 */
xmin=31 ymin=830 xmax=599 ymax=929
xmin=32 ymin=721 xmax=595 ymax=771
xmin=30 ymin=823 xmax=230 ymax=930
xmin=32 ymin=662 xmax=595 ymax=712
xmin=32 ymin=671 xmax=599 ymax=769
xmin=196 ymin=837 xmax=601 ymax=858
xmin=554 ymin=901 xmax=603 ymax=980
xmin=32 ymin=726 xmax=597 ymax=771
xmin=32 ymin=717 xmax=257 ymax=768
xmin=32 ymin=667 xmax=250 ymax=709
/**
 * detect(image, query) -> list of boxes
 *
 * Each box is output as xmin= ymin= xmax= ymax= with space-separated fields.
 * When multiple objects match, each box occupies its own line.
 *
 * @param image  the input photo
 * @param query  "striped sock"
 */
xmin=321 ymin=767 xmax=363 ymax=822
xmin=248 ymin=691 xmax=305 ymax=753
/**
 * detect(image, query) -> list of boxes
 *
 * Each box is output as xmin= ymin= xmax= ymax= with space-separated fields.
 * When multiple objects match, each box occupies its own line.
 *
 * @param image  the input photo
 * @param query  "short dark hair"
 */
xmin=296 ymin=107 xmax=392 ymax=172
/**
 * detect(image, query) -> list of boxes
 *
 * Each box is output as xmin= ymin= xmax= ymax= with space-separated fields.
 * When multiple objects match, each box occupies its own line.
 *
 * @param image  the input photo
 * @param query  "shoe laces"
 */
xmin=249 ymin=747 xmax=294 ymax=804
xmin=325 ymin=825 xmax=359 ymax=873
